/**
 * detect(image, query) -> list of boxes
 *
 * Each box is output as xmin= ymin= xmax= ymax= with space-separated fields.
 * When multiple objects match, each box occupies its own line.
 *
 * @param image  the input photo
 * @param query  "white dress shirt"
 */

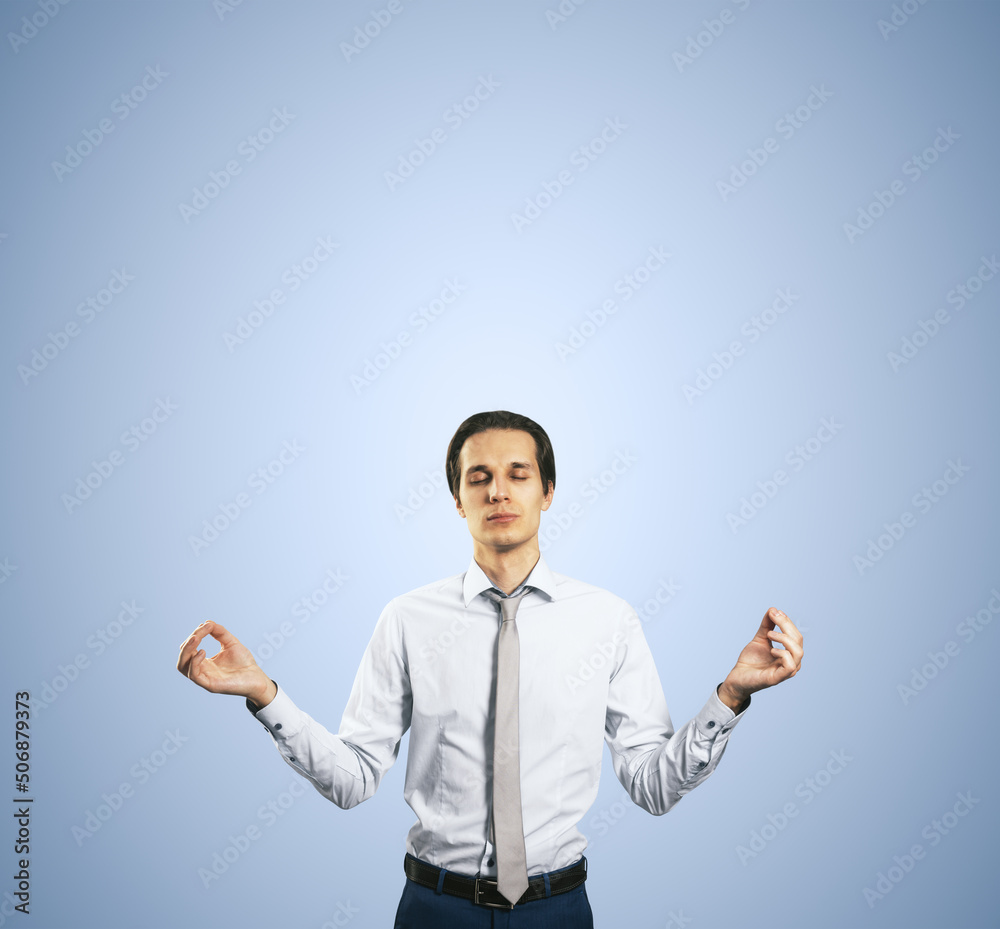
xmin=248 ymin=552 xmax=750 ymax=877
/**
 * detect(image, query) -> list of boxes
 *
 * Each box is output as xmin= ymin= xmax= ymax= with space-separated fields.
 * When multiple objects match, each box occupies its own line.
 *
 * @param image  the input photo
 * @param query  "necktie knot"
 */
xmin=483 ymin=587 xmax=530 ymax=623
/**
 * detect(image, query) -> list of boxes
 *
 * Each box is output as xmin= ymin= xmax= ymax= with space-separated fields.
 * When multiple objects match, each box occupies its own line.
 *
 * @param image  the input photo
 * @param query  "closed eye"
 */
xmin=470 ymin=476 xmax=528 ymax=483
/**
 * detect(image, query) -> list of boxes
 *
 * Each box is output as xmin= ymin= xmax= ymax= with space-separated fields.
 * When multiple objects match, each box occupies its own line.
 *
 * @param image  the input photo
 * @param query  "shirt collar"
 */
xmin=462 ymin=551 xmax=559 ymax=607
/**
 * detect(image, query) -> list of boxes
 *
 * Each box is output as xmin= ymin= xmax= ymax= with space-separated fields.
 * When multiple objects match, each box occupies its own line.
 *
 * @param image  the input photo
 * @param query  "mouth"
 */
xmin=487 ymin=513 xmax=518 ymax=523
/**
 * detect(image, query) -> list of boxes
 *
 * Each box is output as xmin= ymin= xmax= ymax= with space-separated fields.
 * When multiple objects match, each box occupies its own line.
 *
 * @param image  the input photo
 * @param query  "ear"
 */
xmin=540 ymin=480 xmax=554 ymax=511
xmin=455 ymin=495 xmax=466 ymax=519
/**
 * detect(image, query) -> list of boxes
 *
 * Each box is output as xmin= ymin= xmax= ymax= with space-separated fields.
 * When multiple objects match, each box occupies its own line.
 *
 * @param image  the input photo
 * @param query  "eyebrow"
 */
xmin=464 ymin=461 xmax=534 ymax=475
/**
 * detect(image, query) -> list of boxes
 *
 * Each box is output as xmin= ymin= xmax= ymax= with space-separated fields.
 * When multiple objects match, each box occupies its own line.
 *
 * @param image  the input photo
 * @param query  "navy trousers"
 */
xmin=393 ymin=856 xmax=595 ymax=928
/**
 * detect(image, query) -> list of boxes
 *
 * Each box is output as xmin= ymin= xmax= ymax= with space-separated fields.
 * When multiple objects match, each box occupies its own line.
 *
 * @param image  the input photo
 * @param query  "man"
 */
xmin=177 ymin=410 xmax=803 ymax=927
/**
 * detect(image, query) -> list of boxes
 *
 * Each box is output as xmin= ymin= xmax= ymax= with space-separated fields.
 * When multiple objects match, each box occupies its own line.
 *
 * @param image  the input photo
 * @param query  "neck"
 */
xmin=473 ymin=541 xmax=540 ymax=596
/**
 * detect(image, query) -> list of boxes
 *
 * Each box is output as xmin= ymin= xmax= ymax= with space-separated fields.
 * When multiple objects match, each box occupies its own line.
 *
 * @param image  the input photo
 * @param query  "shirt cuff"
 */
xmin=694 ymin=685 xmax=750 ymax=737
xmin=246 ymin=681 xmax=306 ymax=737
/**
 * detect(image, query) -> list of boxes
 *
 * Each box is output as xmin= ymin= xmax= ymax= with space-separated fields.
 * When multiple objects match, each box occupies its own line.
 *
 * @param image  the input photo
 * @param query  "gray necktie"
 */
xmin=483 ymin=586 xmax=531 ymax=906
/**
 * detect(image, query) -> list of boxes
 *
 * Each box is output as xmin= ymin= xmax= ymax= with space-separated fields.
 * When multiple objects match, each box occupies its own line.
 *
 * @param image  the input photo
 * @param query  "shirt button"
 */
xmin=697 ymin=762 xmax=707 ymax=769
xmin=487 ymin=857 xmax=494 ymax=866
xmin=707 ymin=721 xmax=716 ymax=729
xmin=289 ymin=756 xmax=297 ymax=762
xmin=274 ymin=723 xmax=282 ymax=730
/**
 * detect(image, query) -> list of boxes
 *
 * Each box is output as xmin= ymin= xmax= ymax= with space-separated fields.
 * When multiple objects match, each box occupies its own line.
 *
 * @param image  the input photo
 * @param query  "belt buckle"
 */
xmin=474 ymin=877 xmax=515 ymax=908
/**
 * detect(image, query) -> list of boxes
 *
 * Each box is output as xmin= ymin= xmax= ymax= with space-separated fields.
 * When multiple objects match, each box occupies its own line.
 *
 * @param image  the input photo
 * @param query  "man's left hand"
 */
xmin=718 ymin=608 xmax=803 ymax=711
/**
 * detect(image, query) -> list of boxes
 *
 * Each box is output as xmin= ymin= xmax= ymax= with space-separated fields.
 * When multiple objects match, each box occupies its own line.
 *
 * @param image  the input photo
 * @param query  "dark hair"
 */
xmin=446 ymin=411 xmax=556 ymax=505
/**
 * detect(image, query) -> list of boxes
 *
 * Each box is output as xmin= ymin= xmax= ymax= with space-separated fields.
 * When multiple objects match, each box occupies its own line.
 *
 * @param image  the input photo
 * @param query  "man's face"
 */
xmin=454 ymin=429 xmax=554 ymax=553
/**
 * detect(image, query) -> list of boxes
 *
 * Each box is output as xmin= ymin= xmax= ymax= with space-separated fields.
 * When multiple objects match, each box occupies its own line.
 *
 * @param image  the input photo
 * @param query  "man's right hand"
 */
xmin=176 ymin=621 xmax=276 ymax=708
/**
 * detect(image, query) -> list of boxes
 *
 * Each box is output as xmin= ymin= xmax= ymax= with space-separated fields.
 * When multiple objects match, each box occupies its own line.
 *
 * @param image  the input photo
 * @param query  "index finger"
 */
xmin=176 ymin=620 xmax=232 ymax=664
xmin=176 ymin=621 xmax=211 ymax=672
xmin=766 ymin=608 xmax=802 ymax=641
xmin=198 ymin=620 xmax=240 ymax=648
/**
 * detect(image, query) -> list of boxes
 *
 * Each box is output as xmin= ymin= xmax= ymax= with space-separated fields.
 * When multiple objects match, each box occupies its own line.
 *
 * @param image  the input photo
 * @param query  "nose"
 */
xmin=489 ymin=476 xmax=509 ymax=502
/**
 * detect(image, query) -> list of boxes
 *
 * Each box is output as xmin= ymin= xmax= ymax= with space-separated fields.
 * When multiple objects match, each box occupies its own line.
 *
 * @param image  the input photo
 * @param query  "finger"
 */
xmin=177 ymin=650 xmax=198 ymax=679
xmin=187 ymin=648 xmax=216 ymax=688
xmin=179 ymin=621 xmax=213 ymax=651
xmin=176 ymin=624 xmax=212 ymax=671
xmin=202 ymin=620 xmax=241 ymax=648
xmin=767 ymin=628 xmax=800 ymax=650
xmin=767 ymin=629 xmax=788 ymax=644
xmin=176 ymin=634 xmax=201 ymax=672
xmin=771 ymin=625 xmax=804 ymax=662
xmin=771 ymin=644 xmax=793 ymax=664
xmin=768 ymin=650 xmax=795 ymax=681
xmin=184 ymin=648 xmax=203 ymax=680
xmin=760 ymin=608 xmax=780 ymax=630
xmin=771 ymin=609 xmax=802 ymax=639
xmin=771 ymin=646 xmax=800 ymax=677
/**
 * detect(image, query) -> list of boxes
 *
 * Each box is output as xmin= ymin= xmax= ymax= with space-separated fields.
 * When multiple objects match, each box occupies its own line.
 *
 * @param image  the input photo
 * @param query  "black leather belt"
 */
xmin=403 ymin=852 xmax=587 ymax=908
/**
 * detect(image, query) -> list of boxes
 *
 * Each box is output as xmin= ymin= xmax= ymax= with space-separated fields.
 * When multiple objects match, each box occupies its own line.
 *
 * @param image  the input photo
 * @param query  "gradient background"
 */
xmin=1 ymin=1 xmax=998 ymax=927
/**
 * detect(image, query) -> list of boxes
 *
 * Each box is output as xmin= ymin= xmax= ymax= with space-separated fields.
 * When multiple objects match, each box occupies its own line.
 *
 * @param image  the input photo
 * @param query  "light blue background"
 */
xmin=1 ymin=1 xmax=998 ymax=927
